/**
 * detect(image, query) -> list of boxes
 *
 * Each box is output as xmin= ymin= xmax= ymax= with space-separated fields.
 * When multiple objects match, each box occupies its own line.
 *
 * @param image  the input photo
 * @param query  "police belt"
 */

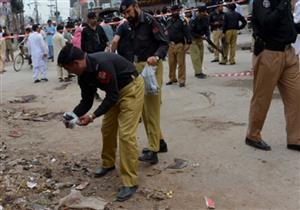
xmin=265 ymin=43 xmax=291 ymax=52
xmin=119 ymin=71 xmax=139 ymax=90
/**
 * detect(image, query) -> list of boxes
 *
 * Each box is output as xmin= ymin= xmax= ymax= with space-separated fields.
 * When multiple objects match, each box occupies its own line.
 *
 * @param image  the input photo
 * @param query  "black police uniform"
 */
xmin=115 ymin=22 xmax=134 ymax=62
xmin=166 ymin=15 xmax=192 ymax=85
xmin=246 ymin=0 xmax=300 ymax=151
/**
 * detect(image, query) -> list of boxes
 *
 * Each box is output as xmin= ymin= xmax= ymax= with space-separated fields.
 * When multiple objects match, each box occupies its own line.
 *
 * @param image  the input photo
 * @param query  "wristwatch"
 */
xmin=88 ymin=114 xmax=94 ymax=122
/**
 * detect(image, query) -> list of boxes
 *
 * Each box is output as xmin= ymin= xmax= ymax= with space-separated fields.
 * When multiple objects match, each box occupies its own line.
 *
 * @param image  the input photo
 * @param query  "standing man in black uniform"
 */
xmin=81 ymin=12 xmax=109 ymax=100
xmin=58 ymin=45 xmax=144 ymax=201
xmin=245 ymin=0 xmax=300 ymax=151
xmin=120 ymin=0 xmax=169 ymax=164
xmin=165 ymin=5 xmax=192 ymax=87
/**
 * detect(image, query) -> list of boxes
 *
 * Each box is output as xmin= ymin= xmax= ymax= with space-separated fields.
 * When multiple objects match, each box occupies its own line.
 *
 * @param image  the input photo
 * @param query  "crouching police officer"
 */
xmin=120 ymin=0 xmax=169 ymax=164
xmin=246 ymin=0 xmax=300 ymax=151
xmin=58 ymin=45 xmax=144 ymax=201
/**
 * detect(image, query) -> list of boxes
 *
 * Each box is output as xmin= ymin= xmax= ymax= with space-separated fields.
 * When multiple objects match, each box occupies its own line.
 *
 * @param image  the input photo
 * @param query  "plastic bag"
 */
xmin=63 ymin=112 xmax=79 ymax=129
xmin=141 ymin=64 xmax=159 ymax=95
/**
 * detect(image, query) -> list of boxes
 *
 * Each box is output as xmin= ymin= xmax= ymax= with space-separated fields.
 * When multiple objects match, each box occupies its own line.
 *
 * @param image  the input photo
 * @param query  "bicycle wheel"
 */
xmin=13 ymin=54 xmax=24 ymax=72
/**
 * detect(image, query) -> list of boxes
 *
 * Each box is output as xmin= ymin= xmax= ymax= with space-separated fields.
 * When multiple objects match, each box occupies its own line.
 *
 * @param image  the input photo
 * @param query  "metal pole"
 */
xmin=55 ymin=0 xmax=58 ymax=22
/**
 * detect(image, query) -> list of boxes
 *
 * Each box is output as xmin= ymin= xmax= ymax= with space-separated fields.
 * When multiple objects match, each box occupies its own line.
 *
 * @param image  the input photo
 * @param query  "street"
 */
xmin=0 ymin=32 xmax=299 ymax=210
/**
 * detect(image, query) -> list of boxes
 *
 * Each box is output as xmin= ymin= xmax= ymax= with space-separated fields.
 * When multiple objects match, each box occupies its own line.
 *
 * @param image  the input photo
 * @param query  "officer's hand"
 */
xmin=78 ymin=115 xmax=92 ymax=126
xmin=147 ymin=56 xmax=158 ymax=66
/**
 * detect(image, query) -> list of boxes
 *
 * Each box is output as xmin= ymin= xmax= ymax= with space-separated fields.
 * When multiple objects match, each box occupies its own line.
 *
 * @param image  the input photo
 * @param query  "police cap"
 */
xmin=171 ymin=5 xmax=180 ymax=11
xmin=120 ymin=0 xmax=137 ymax=13
xmin=197 ymin=2 xmax=207 ymax=12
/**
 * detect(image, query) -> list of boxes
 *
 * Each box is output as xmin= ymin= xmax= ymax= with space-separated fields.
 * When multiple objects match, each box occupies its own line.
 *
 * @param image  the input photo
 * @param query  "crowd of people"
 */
xmin=0 ymin=0 xmax=299 ymax=202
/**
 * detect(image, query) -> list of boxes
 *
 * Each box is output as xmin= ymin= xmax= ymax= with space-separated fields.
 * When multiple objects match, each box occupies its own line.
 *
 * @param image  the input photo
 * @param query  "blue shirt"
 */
xmin=45 ymin=25 xmax=56 ymax=46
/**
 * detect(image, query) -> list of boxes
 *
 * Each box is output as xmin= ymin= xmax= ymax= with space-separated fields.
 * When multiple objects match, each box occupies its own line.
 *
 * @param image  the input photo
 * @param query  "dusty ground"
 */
xmin=0 ymin=33 xmax=299 ymax=210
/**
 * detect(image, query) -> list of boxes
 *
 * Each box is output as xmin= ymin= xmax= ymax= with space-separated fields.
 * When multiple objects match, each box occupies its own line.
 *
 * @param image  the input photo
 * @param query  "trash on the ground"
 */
xmin=27 ymin=180 xmax=38 ymax=189
xmin=56 ymin=190 xmax=107 ymax=210
xmin=54 ymin=83 xmax=71 ymax=90
xmin=75 ymin=181 xmax=89 ymax=190
xmin=51 ymin=158 xmax=57 ymax=163
xmin=146 ymin=168 xmax=162 ymax=177
xmin=167 ymin=158 xmax=188 ymax=169
xmin=8 ymin=130 xmax=23 ymax=138
xmin=191 ymin=163 xmax=200 ymax=167
xmin=204 ymin=196 xmax=215 ymax=209
xmin=55 ymin=182 xmax=73 ymax=189
xmin=140 ymin=188 xmax=172 ymax=201
xmin=9 ymin=95 xmax=37 ymax=103
xmin=31 ymin=203 xmax=51 ymax=210
xmin=0 ymin=205 xmax=3 ymax=210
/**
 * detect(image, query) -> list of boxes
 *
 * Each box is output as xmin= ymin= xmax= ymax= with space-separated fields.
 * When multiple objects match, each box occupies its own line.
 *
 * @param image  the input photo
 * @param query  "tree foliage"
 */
xmin=11 ymin=0 xmax=24 ymax=14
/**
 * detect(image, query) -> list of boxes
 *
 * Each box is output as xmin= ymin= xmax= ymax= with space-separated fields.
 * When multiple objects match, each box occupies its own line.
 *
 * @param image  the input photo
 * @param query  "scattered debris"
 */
xmin=54 ymin=83 xmax=71 ymax=90
xmin=75 ymin=181 xmax=90 ymax=190
xmin=9 ymin=95 xmax=37 ymax=103
xmin=139 ymin=188 xmax=173 ymax=201
xmin=27 ymin=180 xmax=38 ymax=189
xmin=204 ymin=196 xmax=215 ymax=209
xmin=55 ymin=182 xmax=73 ymax=190
xmin=56 ymin=190 xmax=108 ymax=210
xmin=167 ymin=158 xmax=188 ymax=169
xmin=146 ymin=168 xmax=162 ymax=177
xmin=191 ymin=163 xmax=200 ymax=168
xmin=8 ymin=130 xmax=23 ymax=138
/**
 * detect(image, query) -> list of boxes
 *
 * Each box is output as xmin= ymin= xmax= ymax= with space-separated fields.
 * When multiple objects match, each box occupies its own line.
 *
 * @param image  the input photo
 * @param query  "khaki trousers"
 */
xmin=190 ymin=38 xmax=204 ymax=75
xmin=0 ymin=39 xmax=5 ymax=73
xmin=168 ymin=43 xmax=186 ymax=84
xmin=136 ymin=60 xmax=163 ymax=152
xmin=57 ymin=66 xmax=68 ymax=79
xmin=101 ymin=76 xmax=144 ymax=187
xmin=247 ymin=47 xmax=300 ymax=145
xmin=222 ymin=29 xmax=237 ymax=64
xmin=212 ymin=29 xmax=222 ymax=60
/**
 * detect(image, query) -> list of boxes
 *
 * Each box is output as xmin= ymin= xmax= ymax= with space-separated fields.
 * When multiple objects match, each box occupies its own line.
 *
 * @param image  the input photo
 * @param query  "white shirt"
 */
xmin=52 ymin=32 xmax=65 ymax=62
xmin=28 ymin=32 xmax=48 ymax=66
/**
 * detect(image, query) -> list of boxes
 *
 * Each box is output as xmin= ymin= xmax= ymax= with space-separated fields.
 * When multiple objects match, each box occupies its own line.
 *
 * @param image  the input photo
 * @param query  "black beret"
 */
xmin=120 ymin=0 xmax=136 ymax=13
xmin=87 ymin=12 xmax=97 ymax=19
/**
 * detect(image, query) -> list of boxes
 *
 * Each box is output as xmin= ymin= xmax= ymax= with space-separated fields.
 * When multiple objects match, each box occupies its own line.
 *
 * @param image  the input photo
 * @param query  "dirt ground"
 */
xmin=0 ymin=34 xmax=300 ymax=210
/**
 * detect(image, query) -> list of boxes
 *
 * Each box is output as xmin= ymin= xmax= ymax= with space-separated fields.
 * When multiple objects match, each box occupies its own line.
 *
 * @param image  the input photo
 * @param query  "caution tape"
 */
xmin=0 ymin=34 xmax=26 ymax=41
xmin=211 ymin=70 xmax=253 ymax=77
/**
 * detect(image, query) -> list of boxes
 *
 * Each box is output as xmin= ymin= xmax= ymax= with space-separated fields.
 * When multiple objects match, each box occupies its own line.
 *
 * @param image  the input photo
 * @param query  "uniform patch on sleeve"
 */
xmin=97 ymin=70 xmax=112 ymax=84
xmin=262 ymin=0 xmax=271 ymax=8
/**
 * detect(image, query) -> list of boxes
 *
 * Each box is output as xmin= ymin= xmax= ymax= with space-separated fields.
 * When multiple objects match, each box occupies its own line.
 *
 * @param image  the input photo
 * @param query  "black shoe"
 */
xmin=139 ymin=150 xmax=158 ymax=164
xmin=41 ymin=78 xmax=48 ymax=82
xmin=58 ymin=78 xmax=63 ymax=82
xmin=94 ymin=166 xmax=115 ymax=177
xmin=211 ymin=59 xmax=219 ymax=63
xmin=219 ymin=62 xmax=226 ymax=65
xmin=64 ymin=77 xmax=71 ymax=82
xmin=230 ymin=62 xmax=236 ymax=65
xmin=287 ymin=144 xmax=300 ymax=151
xmin=142 ymin=139 xmax=168 ymax=154
xmin=196 ymin=73 xmax=207 ymax=79
xmin=179 ymin=83 xmax=185 ymax=87
xmin=116 ymin=186 xmax=138 ymax=202
xmin=166 ymin=80 xmax=177 ymax=85
xmin=245 ymin=137 xmax=271 ymax=151
xmin=34 ymin=79 xmax=40 ymax=83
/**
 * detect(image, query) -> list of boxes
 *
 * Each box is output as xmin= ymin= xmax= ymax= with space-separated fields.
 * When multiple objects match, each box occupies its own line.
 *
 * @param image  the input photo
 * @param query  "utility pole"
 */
xmin=34 ymin=0 xmax=39 ymax=23
xmin=55 ymin=0 xmax=58 ymax=22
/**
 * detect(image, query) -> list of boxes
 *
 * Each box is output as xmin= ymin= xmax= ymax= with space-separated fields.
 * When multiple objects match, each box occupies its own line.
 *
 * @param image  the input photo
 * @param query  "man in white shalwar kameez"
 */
xmin=28 ymin=24 xmax=48 ymax=83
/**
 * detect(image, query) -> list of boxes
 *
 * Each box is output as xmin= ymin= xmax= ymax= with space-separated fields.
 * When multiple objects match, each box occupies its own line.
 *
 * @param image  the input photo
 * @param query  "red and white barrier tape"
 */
xmin=211 ymin=70 xmax=253 ymax=77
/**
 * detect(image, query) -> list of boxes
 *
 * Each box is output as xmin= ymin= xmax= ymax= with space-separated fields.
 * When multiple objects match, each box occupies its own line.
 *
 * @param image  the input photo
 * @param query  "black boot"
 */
xmin=116 ymin=186 xmax=138 ymax=202
xmin=139 ymin=150 xmax=158 ymax=164
xmin=94 ymin=166 xmax=115 ymax=177
xmin=142 ymin=139 xmax=168 ymax=154
xmin=287 ymin=144 xmax=300 ymax=151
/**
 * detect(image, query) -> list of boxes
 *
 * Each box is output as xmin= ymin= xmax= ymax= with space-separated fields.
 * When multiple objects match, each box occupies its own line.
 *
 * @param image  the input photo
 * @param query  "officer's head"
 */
xmin=57 ymin=44 xmax=86 ymax=76
xmin=171 ymin=5 xmax=181 ymax=17
xmin=197 ymin=3 xmax=207 ymax=15
xmin=120 ymin=0 xmax=139 ymax=23
xmin=47 ymin=19 xmax=52 ymax=26
xmin=227 ymin=3 xmax=236 ymax=11
xmin=87 ymin=12 xmax=97 ymax=26
xmin=216 ymin=0 xmax=224 ymax=12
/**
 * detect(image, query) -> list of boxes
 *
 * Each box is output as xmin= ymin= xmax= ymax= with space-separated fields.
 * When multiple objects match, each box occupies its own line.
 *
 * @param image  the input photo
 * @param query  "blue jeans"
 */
xmin=48 ymin=45 xmax=53 ymax=59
